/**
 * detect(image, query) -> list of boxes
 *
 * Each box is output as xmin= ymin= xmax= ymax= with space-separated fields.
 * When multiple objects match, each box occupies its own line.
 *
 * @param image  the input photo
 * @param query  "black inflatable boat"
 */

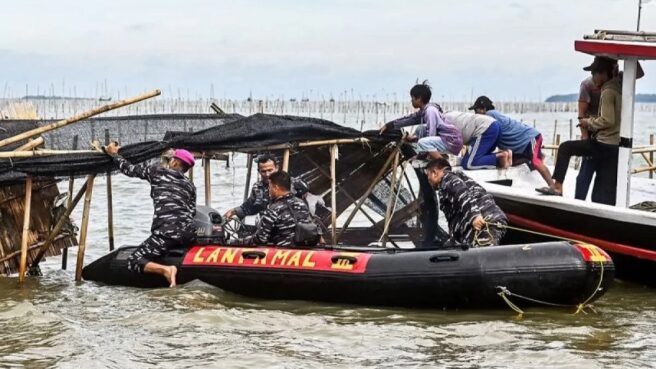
xmin=83 ymin=240 xmax=614 ymax=309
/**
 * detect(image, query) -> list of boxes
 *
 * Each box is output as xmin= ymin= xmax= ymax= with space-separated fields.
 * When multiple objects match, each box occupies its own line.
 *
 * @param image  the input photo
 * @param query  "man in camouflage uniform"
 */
xmin=223 ymin=153 xmax=309 ymax=220
xmin=425 ymin=158 xmax=507 ymax=246
xmin=235 ymin=171 xmax=316 ymax=247
xmin=105 ymin=143 xmax=196 ymax=287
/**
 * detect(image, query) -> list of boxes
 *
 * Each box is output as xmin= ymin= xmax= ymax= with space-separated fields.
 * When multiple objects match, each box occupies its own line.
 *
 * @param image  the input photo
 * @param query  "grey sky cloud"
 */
xmin=0 ymin=0 xmax=654 ymax=101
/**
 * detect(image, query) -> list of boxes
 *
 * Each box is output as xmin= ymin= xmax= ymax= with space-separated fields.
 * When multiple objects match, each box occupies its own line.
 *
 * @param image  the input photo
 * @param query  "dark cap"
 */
xmin=468 ymin=96 xmax=494 ymax=110
xmin=583 ymin=56 xmax=617 ymax=72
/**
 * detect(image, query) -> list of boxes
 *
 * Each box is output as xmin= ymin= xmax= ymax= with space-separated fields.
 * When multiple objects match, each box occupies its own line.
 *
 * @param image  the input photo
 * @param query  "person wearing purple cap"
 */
xmin=104 ymin=143 xmax=197 ymax=287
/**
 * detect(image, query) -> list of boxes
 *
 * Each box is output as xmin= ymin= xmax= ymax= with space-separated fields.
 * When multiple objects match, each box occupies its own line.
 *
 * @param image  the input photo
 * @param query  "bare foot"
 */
xmin=164 ymin=265 xmax=177 ymax=287
xmin=498 ymin=151 xmax=511 ymax=169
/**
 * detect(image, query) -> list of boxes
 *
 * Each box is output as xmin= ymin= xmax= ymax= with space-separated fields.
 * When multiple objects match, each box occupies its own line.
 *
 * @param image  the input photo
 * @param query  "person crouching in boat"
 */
xmin=379 ymin=82 xmax=463 ymax=160
xmin=470 ymin=96 xmax=554 ymax=188
xmin=223 ymin=153 xmax=312 ymax=220
xmin=104 ymin=143 xmax=196 ymax=287
xmin=425 ymin=158 xmax=507 ymax=246
xmin=232 ymin=171 xmax=320 ymax=247
xmin=541 ymin=57 xmax=621 ymax=205
xmin=443 ymin=111 xmax=511 ymax=169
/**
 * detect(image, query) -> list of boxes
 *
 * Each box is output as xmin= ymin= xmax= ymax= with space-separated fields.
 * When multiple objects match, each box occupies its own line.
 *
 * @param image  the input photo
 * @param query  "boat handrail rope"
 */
xmin=485 ymin=219 xmax=605 ymax=316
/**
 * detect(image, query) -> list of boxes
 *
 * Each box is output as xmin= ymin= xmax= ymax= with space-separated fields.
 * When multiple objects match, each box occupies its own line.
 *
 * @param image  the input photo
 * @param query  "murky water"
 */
xmin=1 ymin=112 xmax=656 ymax=368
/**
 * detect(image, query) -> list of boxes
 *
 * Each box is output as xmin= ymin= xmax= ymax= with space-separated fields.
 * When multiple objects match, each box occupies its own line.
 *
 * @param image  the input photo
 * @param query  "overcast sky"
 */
xmin=1 ymin=0 xmax=655 ymax=101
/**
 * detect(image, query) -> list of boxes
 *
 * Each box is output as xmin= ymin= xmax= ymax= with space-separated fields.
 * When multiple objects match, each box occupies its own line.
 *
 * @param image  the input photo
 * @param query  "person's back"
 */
xmin=485 ymin=110 xmax=539 ymax=153
xmin=238 ymin=171 xmax=317 ymax=247
xmin=145 ymin=165 xmax=197 ymax=240
xmin=258 ymin=194 xmax=314 ymax=247
xmin=444 ymin=111 xmax=494 ymax=144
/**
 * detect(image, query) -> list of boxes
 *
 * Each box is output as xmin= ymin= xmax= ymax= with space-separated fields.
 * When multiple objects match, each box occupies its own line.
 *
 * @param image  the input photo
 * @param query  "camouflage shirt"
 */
xmin=113 ymin=156 xmax=197 ymax=241
xmin=235 ymin=177 xmax=309 ymax=218
xmin=242 ymin=193 xmax=314 ymax=247
xmin=438 ymin=170 xmax=506 ymax=245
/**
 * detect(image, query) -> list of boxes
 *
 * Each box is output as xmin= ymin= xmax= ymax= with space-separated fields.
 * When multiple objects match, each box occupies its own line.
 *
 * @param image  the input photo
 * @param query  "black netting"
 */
xmin=0 ymin=113 xmax=397 ymax=182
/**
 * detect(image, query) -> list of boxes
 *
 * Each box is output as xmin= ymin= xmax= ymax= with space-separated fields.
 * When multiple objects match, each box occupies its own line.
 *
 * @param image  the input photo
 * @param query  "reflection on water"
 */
xmin=1 ymin=112 xmax=656 ymax=368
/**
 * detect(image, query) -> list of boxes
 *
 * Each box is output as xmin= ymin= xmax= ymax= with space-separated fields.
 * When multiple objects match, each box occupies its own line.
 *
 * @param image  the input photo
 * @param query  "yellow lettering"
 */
xmin=286 ymin=251 xmax=301 ymax=267
xmin=221 ymin=248 xmax=239 ymax=264
xmin=205 ymin=248 xmax=222 ymax=263
xmin=302 ymin=251 xmax=316 ymax=268
xmin=271 ymin=250 xmax=291 ymax=265
xmin=331 ymin=255 xmax=354 ymax=270
xmin=193 ymin=247 xmax=206 ymax=263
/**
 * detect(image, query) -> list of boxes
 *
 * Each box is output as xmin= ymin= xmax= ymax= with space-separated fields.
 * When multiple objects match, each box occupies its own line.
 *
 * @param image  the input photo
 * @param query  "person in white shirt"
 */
xmin=444 ymin=111 xmax=511 ymax=169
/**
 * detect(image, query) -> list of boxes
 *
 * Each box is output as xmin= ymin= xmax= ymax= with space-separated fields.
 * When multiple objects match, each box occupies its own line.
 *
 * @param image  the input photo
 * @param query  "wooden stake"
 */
xmin=554 ymin=134 xmax=561 ymax=159
xmin=18 ymin=176 xmax=33 ymax=284
xmin=0 ymin=90 xmax=161 ymax=149
xmin=75 ymin=175 xmax=96 ymax=282
xmin=32 ymin=180 xmax=89 ymax=268
xmin=63 ymin=135 xmax=78 ymax=269
xmin=381 ymin=150 xmax=400 ymax=247
xmin=188 ymin=128 xmax=194 ymax=184
xmin=14 ymin=137 xmax=44 ymax=151
xmin=330 ymin=144 xmax=338 ymax=245
xmin=105 ymin=130 xmax=115 ymax=252
xmin=204 ymin=156 xmax=211 ymax=207
xmin=244 ymin=154 xmax=253 ymax=201
xmin=651 ymin=134 xmax=654 ymax=179
xmin=338 ymin=149 xmax=397 ymax=238
xmin=282 ymin=149 xmax=290 ymax=172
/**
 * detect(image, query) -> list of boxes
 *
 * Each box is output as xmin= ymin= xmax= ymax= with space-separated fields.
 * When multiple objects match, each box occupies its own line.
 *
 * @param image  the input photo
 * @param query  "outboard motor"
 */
xmin=193 ymin=205 xmax=226 ymax=245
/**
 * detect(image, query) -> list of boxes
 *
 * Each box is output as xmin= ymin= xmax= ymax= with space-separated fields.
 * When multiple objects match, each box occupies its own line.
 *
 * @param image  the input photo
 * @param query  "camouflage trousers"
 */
xmin=127 ymin=234 xmax=182 ymax=273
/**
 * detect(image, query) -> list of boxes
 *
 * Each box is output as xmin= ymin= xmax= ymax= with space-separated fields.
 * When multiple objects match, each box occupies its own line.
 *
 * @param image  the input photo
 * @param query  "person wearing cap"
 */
xmin=380 ymin=82 xmax=463 ymax=159
xmin=444 ymin=111 xmax=511 ymax=169
xmin=104 ymin=143 xmax=197 ymax=287
xmin=542 ymin=57 xmax=622 ymax=204
xmin=470 ymin=96 xmax=554 ymax=187
xmin=576 ymin=57 xmax=644 ymax=202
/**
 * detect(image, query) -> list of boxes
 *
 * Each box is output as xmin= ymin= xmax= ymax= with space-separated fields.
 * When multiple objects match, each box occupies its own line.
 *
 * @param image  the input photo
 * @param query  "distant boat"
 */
xmin=98 ymin=96 xmax=112 ymax=102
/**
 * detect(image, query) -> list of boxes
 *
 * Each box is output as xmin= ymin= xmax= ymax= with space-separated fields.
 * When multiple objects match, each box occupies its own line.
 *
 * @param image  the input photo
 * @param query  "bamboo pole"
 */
xmin=204 ymin=155 xmax=211 ymax=207
xmin=0 ymin=90 xmax=161 ymax=149
xmin=301 ymin=152 xmax=380 ymax=229
xmin=14 ymin=137 xmax=44 ymax=151
xmin=244 ymin=154 xmax=253 ymax=201
xmin=188 ymin=128 xmax=194 ymax=184
xmin=63 ymin=135 xmax=78 ymax=269
xmin=0 ymin=149 xmax=97 ymax=159
xmin=381 ymin=150 xmax=400 ymax=248
xmin=75 ymin=175 xmax=95 ymax=281
xmin=32 ymin=179 xmax=89 ymax=268
xmin=18 ymin=176 xmax=33 ymax=284
xmin=632 ymin=166 xmax=656 ymax=174
xmin=330 ymin=144 xmax=337 ymax=245
xmin=282 ymin=149 xmax=290 ymax=172
xmin=338 ymin=149 xmax=397 ymax=239
xmin=554 ymin=134 xmax=561 ymax=159
xmin=651 ymin=134 xmax=654 ymax=179
xmin=105 ymin=130 xmax=115 ymax=252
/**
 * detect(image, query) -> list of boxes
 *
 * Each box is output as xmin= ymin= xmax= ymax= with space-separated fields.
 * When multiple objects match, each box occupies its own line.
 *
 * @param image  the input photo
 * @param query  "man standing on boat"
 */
xmin=545 ymin=57 xmax=622 ymax=204
xmin=576 ymin=57 xmax=644 ymax=202
xmin=470 ymin=96 xmax=554 ymax=188
xmin=425 ymin=158 xmax=507 ymax=246
xmin=223 ymin=153 xmax=310 ymax=220
xmin=444 ymin=111 xmax=511 ymax=169
xmin=104 ymin=143 xmax=197 ymax=287
xmin=379 ymin=82 xmax=463 ymax=160
xmin=232 ymin=171 xmax=319 ymax=247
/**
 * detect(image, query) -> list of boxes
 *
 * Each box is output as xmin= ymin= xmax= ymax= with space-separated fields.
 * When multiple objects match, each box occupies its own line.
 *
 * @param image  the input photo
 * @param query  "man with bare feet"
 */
xmin=104 ymin=143 xmax=197 ymax=287
xmin=471 ymin=96 xmax=553 ymax=187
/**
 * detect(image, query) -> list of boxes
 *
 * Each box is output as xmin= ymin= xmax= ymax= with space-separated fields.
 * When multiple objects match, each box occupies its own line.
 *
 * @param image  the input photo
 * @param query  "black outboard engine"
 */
xmin=193 ymin=205 xmax=227 ymax=245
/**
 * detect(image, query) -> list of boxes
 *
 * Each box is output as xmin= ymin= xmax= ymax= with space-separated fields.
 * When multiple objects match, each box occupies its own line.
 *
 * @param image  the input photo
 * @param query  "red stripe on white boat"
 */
xmin=507 ymin=213 xmax=656 ymax=262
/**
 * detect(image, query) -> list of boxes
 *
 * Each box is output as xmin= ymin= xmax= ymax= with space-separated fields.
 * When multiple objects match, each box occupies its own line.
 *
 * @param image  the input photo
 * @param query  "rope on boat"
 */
xmin=484 ymin=220 xmax=605 ymax=316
